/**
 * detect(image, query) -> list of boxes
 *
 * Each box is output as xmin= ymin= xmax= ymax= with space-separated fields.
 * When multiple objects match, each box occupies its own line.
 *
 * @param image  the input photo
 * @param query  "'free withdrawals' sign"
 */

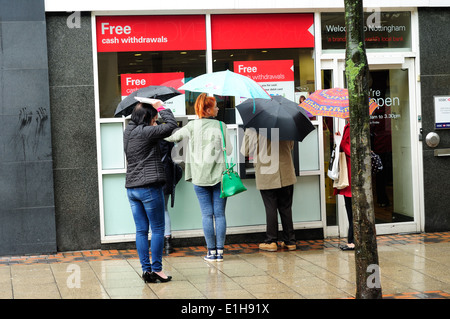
xmin=234 ymin=60 xmax=295 ymax=102
xmin=96 ymin=15 xmax=206 ymax=52
xmin=120 ymin=72 xmax=186 ymax=116
xmin=233 ymin=60 xmax=295 ymax=125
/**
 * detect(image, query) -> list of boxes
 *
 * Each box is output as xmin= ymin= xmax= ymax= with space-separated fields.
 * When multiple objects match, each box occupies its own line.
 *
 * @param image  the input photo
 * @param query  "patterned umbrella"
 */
xmin=300 ymin=88 xmax=379 ymax=119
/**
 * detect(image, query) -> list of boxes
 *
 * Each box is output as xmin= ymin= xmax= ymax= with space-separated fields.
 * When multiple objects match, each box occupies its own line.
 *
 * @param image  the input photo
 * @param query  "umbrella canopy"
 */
xmin=115 ymin=85 xmax=181 ymax=117
xmin=300 ymin=88 xmax=379 ymax=119
xmin=236 ymin=95 xmax=315 ymax=142
xmin=179 ymin=70 xmax=271 ymax=100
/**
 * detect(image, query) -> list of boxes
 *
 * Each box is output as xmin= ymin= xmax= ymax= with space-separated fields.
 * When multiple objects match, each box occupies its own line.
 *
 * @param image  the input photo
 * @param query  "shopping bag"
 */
xmin=333 ymin=152 xmax=349 ymax=189
xmin=327 ymin=134 xmax=342 ymax=181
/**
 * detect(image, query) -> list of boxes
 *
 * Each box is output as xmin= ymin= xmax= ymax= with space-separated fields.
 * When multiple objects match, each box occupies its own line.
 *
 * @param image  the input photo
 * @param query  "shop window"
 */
xmin=321 ymin=11 xmax=412 ymax=51
xmin=208 ymin=13 xmax=317 ymax=179
xmin=211 ymin=48 xmax=315 ymax=124
xmin=95 ymin=15 xmax=207 ymax=118
xmin=100 ymin=122 xmax=125 ymax=169
xmin=95 ymin=13 xmax=324 ymax=242
xmin=209 ymin=13 xmax=315 ymax=123
xmin=97 ymin=50 xmax=206 ymax=118
xmin=95 ymin=15 xmax=208 ymax=240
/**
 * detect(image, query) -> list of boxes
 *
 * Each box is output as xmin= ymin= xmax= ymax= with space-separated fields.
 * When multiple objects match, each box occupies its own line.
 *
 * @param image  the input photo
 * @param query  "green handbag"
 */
xmin=219 ymin=122 xmax=247 ymax=198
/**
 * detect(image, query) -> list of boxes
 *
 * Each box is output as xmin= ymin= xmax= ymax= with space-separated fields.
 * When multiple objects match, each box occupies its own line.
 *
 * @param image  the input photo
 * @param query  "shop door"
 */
xmin=323 ymin=58 xmax=422 ymax=237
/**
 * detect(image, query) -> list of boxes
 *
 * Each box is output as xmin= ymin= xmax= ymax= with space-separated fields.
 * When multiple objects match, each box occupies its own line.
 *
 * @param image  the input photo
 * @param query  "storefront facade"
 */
xmin=319 ymin=11 xmax=423 ymax=238
xmin=92 ymin=8 xmax=424 ymax=245
xmin=94 ymin=13 xmax=323 ymax=245
xmin=1 ymin=0 xmax=449 ymax=255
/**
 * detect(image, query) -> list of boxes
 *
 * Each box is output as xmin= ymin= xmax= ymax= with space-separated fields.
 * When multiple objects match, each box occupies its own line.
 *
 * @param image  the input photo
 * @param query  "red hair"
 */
xmin=195 ymin=93 xmax=216 ymax=118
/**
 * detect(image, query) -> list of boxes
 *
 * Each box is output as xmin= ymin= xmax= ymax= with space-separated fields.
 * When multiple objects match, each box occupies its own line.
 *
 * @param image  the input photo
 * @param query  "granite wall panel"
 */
xmin=419 ymin=8 xmax=450 ymax=232
xmin=46 ymin=12 xmax=100 ymax=251
xmin=0 ymin=0 xmax=56 ymax=256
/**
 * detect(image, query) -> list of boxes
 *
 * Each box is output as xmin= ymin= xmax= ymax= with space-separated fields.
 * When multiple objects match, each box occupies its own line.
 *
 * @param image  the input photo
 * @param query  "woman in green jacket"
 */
xmin=165 ymin=93 xmax=232 ymax=262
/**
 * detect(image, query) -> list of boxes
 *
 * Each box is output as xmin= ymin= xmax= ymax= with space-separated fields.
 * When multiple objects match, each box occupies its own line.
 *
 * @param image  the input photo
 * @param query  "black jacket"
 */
xmin=123 ymin=108 xmax=178 ymax=188
xmin=160 ymin=139 xmax=183 ymax=206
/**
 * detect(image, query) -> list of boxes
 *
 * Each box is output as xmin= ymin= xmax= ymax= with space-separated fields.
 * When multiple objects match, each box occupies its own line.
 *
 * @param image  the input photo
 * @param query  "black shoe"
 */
xmin=339 ymin=244 xmax=355 ymax=251
xmin=150 ymin=272 xmax=172 ymax=283
xmin=164 ymin=236 xmax=174 ymax=254
xmin=142 ymin=271 xmax=156 ymax=283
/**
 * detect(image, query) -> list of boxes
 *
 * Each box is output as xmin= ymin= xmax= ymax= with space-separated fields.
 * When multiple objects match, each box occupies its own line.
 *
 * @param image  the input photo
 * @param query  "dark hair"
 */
xmin=131 ymin=103 xmax=158 ymax=125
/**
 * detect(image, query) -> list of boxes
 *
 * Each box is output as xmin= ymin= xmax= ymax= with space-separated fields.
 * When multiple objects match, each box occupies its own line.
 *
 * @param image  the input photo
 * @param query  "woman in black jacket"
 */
xmin=123 ymin=100 xmax=178 ymax=283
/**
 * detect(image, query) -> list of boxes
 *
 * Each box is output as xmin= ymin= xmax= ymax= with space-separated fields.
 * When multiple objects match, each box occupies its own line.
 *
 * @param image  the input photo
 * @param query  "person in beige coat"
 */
xmin=241 ymin=128 xmax=297 ymax=251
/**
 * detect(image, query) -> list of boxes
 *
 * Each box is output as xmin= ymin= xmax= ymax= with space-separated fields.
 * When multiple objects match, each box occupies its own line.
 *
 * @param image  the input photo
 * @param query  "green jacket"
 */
xmin=165 ymin=118 xmax=233 ymax=186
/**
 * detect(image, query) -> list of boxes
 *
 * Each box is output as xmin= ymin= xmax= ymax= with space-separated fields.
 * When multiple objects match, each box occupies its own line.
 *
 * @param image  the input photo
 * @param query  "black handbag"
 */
xmin=371 ymin=151 xmax=383 ymax=174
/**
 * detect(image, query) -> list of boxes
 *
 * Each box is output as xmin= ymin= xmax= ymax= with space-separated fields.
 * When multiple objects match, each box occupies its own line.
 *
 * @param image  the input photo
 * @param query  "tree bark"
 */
xmin=344 ymin=0 xmax=383 ymax=299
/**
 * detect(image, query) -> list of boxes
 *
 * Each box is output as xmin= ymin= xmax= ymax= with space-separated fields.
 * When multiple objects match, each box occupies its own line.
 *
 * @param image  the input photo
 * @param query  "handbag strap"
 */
xmin=219 ymin=121 xmax=231 ymax=171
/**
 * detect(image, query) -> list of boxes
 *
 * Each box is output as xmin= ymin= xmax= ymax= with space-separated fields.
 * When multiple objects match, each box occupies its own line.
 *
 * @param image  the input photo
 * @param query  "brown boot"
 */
xmin=280 ymin=242 xmax=296 ymax=251
xmin=259 ymin=242 xmax=278 ymax=252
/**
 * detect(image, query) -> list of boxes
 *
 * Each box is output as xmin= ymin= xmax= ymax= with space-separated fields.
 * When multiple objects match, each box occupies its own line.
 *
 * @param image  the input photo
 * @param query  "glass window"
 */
xmin=95 ymin=13 xmax=324 ymax=241
xmin=100 ymin=122 xmax=125 ymax=169
xmin=369 ymin=68 xmax=413 ymax=224
xmin=209 ymin=13 xmax=315 ymax=124
xmin=298 ymin=125 xmax=319 ymax=171
xmin=321 ymin=12 xmax=412 ymax=51
xmin=95 ymin=15 xmax=207 ymax=118
xmin=102 ymin=174 xmax=135 ymax=236
xmin=211 ymin=48 xmax=316 ymax=124
xmin=97 ymin=50 xmax=206 ymax=118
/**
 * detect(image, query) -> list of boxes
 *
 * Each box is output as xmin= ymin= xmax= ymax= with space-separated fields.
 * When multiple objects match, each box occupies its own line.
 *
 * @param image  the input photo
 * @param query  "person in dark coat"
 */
xmin=123 ymin=100 xmax=178 ymax=283
xmin=159 ymin=139 xmax=183 ymax=254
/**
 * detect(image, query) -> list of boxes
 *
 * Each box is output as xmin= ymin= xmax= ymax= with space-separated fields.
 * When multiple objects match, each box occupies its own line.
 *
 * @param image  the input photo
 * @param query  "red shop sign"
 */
xmin=96 ymin=15 xmax=206 ymax=52
xmin=234 ymin=60 xmax=294 ymax=82
xmin=211 ymin=13 xmax=314 ymax=50
xmin=120 ymin=72 xmax=185 ymax=96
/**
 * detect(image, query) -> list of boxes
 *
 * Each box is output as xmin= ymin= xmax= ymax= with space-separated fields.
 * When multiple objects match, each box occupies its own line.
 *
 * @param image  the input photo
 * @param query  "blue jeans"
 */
xmin=164 ymin=194 xmax=171 ymax=237
xmin=193 ymin=183 xmax=227 ymax=250
xmin=127 ymin=186 xmax=165 ymax=273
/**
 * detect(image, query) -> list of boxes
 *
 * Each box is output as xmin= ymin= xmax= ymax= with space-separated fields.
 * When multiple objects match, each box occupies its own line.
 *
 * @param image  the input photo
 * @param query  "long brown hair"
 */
xmin=194 ymin=93 xmax=216 ymax=118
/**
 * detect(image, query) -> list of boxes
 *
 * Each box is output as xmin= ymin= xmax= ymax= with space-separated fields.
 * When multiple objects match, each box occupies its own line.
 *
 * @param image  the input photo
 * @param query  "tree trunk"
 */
xmin=344 ymin=0 xmax=383 ymax=299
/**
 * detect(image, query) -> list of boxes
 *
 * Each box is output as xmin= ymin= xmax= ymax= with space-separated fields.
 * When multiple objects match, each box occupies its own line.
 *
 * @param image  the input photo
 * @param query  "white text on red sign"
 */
xmin=101 ymin=23 xmax=131 ymax=35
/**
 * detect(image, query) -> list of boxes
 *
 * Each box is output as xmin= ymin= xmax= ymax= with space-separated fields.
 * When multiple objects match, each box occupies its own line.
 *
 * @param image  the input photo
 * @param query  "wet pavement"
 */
xmin=0 ymin=232 xmax=449 ymax=300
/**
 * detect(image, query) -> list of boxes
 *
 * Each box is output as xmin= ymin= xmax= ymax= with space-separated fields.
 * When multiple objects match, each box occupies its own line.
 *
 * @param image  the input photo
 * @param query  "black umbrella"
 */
xmin=236 ymin=95 xmax=315 ymax=142
xmin=114 ymin=85 xmax=182 ymax=117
